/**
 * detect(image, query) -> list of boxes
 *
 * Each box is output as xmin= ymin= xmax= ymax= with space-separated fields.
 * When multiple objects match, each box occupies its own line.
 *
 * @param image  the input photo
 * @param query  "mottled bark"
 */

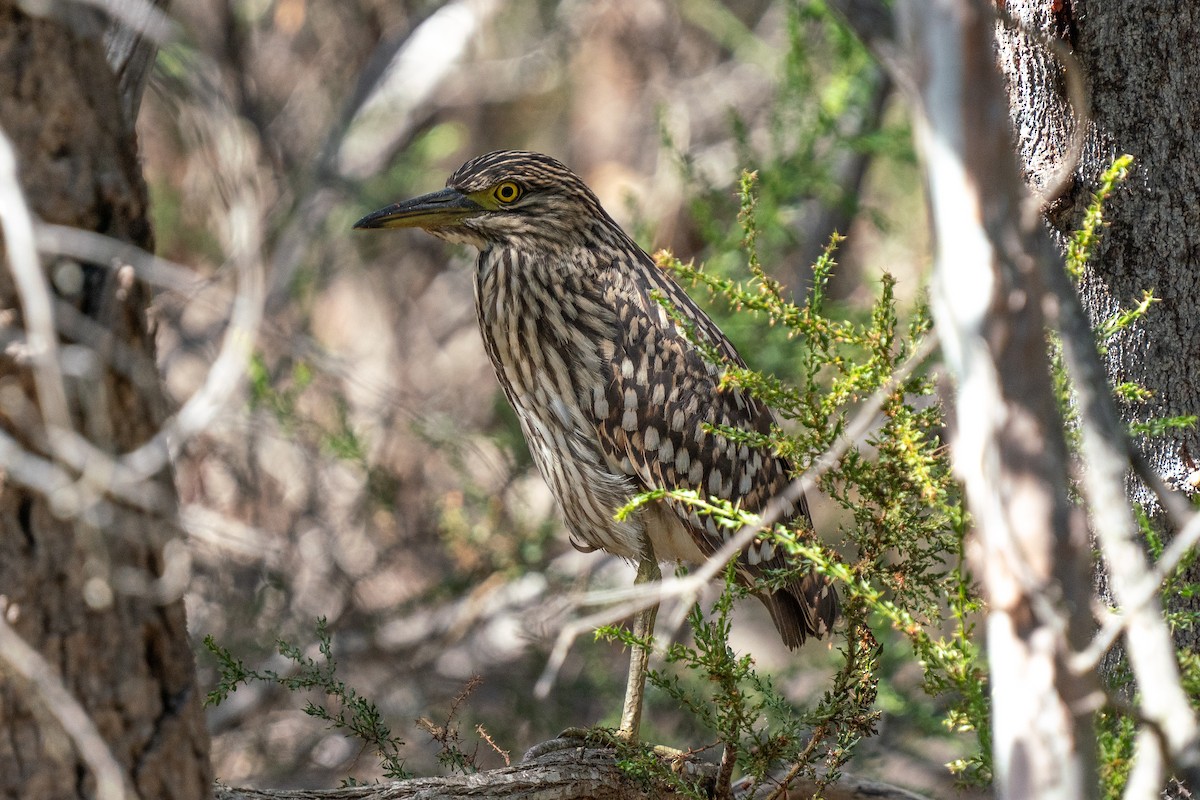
xmin=995 ymin=2 xmax=1200 ymax=793
xmin=212 ymin=745 xmax=931 ymax=800
xmin=998 ymin=4 xmax=1200 ymax=513
xmin=0 ymin=3 xmax=210 ymax=798
xmin=1072 ymin=5 xmax=1200 ymax=513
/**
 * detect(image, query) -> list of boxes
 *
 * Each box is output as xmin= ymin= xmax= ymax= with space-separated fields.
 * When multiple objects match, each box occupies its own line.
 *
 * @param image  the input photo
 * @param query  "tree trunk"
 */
xmin=0 ymin=3 xmax=211 ymax=798
xmin=996 ymin=1 xmax=1200 ymax=792
xmin=998 ymin=3 xmax=1200 ymax=515
xmin=831 ymin=0 xmax=1200 ymax=795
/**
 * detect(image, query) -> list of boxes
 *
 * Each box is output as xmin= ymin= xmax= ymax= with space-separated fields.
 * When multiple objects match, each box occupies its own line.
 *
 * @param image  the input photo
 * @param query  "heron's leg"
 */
xmin=617 ymin=553 xmax=661 ymax=742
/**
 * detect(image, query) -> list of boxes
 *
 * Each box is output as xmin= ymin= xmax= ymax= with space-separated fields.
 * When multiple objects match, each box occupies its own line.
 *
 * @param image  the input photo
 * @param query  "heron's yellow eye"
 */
xmin=492 ymin=181 xmax=522 ymax=204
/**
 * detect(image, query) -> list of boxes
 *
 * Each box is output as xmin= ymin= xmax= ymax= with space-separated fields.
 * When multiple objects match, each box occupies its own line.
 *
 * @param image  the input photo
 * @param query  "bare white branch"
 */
xmin=1075 ymin=509 xmax=1200 ymax=673
xmin=35 ymin=224 xmax=203 ymax=294
xmin=896 ymin=2 xmax=1101 ymax=797
xmin=337 ymin=0 xmax=503 ymax=179
xmin=0 ymin=127 xmax=74 ymax=448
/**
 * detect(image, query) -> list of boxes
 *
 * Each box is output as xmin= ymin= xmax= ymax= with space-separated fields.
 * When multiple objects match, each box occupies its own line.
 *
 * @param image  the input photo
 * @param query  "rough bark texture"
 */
xmin=999 ymin=3 xmax=1200 ymax=510
xmin=1068 ymin=3 xmax=1200 ymax=513
xmin=0 ymin=3 xmax=211 ymax=798
xmin=994 ymin=2 xmax=1200 ymax=792
xmin=212 ymin=746 xmax=932 ymax=800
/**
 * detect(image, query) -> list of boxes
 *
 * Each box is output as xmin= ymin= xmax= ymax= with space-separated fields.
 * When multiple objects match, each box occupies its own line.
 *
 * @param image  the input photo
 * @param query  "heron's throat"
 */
xmin=476 ymin=241 xmax=600 ymax=289
xmin=473 ymin=243 xmax=612 ymax=372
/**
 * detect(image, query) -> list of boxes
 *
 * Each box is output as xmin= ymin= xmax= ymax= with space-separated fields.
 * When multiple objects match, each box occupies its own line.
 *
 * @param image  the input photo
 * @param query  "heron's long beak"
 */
xmin=352 ymin=187 xmax=484 ymax=230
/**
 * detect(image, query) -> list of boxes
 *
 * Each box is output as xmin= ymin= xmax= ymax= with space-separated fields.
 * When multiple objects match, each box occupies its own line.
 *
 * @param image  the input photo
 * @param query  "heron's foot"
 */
xmin=521 ymin=725 xmax=618 ymax=761
xmin=522 ymin=726 xmax=714 ymax=782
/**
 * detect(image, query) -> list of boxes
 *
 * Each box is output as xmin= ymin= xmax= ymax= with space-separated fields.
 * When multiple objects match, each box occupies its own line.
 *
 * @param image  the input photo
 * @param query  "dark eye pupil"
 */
xmin=499 ymin=184 xmax=516 ymax=200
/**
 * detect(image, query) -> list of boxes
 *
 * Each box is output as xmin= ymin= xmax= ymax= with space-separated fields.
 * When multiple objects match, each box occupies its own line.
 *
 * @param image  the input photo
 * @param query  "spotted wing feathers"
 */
xmin=593 ymin=250 xmax=837 ymax=646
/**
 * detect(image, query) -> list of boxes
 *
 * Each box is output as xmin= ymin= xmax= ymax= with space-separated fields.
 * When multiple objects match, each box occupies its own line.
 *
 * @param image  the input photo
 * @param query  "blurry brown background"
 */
xmin=136 ymin=0 xmax=957 ymax=792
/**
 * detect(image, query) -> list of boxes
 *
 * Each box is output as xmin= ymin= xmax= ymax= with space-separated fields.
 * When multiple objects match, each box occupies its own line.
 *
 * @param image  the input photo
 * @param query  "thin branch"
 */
xmin=1131 ymin=449 xmax=1197 ymax=534
xmin=35 ymin=223 xmax=204 ymax=294
xmin=117 ymin=219 xmax=264 ymax=484
xmin=75 ymin=0 xmax=177 ymax=44
xmin=1073 ymin=508 xmax=1200 ymax=673
xmin=335 ymin=0 xmax=505 ymax=180
xmin=100 ymin=0 xmax=170 ymax=123
xmin=0 ymin=126 xmax=74 ymax=449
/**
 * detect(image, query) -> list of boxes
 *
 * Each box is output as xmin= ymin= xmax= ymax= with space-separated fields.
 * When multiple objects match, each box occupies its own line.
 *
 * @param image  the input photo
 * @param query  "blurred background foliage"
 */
xmin=139 ymin=0 xmax=977 ymax=793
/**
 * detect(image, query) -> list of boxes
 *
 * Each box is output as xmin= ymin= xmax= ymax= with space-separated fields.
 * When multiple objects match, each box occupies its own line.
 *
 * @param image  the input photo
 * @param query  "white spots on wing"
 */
xmin=621 ymin=388 xmax=639 ymax=431
xmin=658 ymin=438 xmax=674 ymax=464
xmin=621 ymin=358 xmax=634 ymax=379
xmin=759 ymin=540 xmax=775 ymax=563
xmin=651 ymin=383 xmax=665 ymax=405
xmin=708 ymin=468 xmax=722 ymax=495
xmin=671 ymin=409 xmax=686 ymax=432
xmin=744 ymin=539 xmax=775 ymax=567
xmin=592 ymin=386 xmax=608 ymax=419
xmin=688 ymin=459 xmax=703 ymax=486
xmin=675 ymin=448 xmax=690 ymax=477
xmin=635 ymin=356 xmax=649 ymax=387
xmin=644 ymin=425 xmax=660 ymax=451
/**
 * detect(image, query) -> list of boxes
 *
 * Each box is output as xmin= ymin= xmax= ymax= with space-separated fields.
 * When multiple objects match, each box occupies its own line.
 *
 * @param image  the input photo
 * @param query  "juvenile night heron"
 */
xmin=354 ymin=150 xmax=837 ymax=740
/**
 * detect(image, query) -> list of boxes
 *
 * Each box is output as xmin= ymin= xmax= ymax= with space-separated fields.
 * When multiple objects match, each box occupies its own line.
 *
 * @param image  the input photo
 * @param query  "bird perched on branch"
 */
xmin=354 ymin=150 xmax=836 ymax=741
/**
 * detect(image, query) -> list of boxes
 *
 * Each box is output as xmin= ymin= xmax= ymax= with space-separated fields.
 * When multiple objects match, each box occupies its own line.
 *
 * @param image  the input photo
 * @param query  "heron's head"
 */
xmin=353 ymin=150 xmax=614 ymax=251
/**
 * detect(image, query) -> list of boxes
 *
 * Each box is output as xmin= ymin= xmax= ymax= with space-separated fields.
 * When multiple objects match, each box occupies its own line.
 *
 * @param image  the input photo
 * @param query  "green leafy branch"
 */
xmin=203 ymin=618 xmax=412 ymax=783
xmin=617 ymin=168 xmax=980 ymax=791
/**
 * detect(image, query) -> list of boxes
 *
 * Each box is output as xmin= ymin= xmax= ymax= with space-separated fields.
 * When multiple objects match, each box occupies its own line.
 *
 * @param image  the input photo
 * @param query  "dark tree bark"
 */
xmin=998 ymin=3 xmax=1200 ymax=514
xmin=1070 ymin=5 xmax=1200 ymax=513
xmin=995 ymin=1 xmax=1200 ymax=793
xmin=210 ymin=746 xmax=932 ymax=800
xmin=0 ymin=3 xmax=211 ymax=798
